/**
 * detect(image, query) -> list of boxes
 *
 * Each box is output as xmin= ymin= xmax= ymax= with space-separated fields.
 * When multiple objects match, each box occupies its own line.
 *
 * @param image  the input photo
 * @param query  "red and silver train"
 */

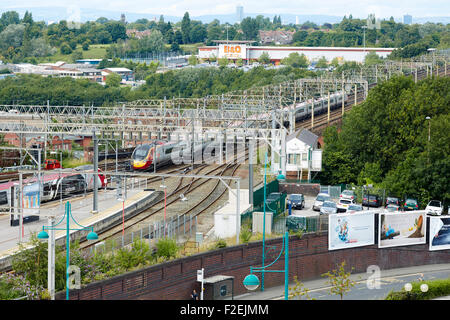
xmin=131 ymin=139 xmax=214 ymax=171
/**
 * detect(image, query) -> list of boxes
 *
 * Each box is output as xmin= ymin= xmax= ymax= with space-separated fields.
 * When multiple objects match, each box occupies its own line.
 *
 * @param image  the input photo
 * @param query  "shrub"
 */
xmin=60 ymin=42 xmax=72 ymax=55
xmin=155 ymin=238 xmax=178 ymax=259
xmin=214 ymin=239 xmax=227 ymax=249
xmin=240 ymin=226 xmax=252 ymax=243
xmin=385 ymin=278 xmax=450 ymax=300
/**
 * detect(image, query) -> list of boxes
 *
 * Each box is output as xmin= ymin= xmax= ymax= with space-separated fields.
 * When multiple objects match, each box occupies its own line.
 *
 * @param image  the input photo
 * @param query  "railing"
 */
xmin=89 ymin=213 xmax=198 ymax=255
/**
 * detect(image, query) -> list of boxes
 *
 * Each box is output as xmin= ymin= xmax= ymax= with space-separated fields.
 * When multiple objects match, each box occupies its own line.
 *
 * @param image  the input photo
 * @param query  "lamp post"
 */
xmin=243 ymin=231 xmax=289 ymax=300
xmin=160 ymin=179 xmax=167 ymax=237
xmin=362 ymin=26 xmax=368 ymax=53
xmin=251 ymin=152 xmax=288 ymax=295
xmin=38 ymin=201 xmax=98 ymax=300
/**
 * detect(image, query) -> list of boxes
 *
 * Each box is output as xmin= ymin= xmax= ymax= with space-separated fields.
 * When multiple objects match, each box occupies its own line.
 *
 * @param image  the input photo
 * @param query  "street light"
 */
xmin=38 ymin=201 xmax=98 ymax=300
xmin=243 ymin=231 xmax=289 ymax=300
xmin=160 ymin=180 xmax=167 ymax=237
xmin=362 ymin=26 xmax=368 ymax=53
xmin=243 ymin=152 xmax=290 ymax=299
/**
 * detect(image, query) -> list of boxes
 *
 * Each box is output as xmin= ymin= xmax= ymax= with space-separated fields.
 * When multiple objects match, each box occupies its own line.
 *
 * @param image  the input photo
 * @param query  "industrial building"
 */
xmin=198 ymin=40 xmax=396 ymax=64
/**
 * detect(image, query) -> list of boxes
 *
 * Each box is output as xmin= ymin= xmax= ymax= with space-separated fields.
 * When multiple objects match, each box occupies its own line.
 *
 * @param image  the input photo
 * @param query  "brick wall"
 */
xmin=279 ymin=183 xmax=321 ymax=197
xmin=60 ymin=232 xmax=450 ymax=300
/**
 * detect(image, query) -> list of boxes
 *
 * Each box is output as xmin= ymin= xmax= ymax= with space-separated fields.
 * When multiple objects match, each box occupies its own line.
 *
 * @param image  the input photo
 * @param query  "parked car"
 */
xmin=346 ymin=204 xmax=363 ymax=213
xmin=404 ymin=198 xmax=419 ymax=211
xmin=386 ymin=204 xmax=401 ymax=212
xmin=313 ymin=193 xmax=331 ymax=211
xmin=340 ymin=190 xmax=356 ymax=201
xmin=425 ymin=200 xmax=443 ymax=216
xmin=337 ymin=198 xmax=356 ymax=213
xmin=320 ymin=201 xmax=337 ymax=215
xmin=265 ymin=192 xmax=282 ymax=210
xmin=286 ymin=194 xmax=305 ymax=210
xmin=362 ymin=194 xmax=382 ymax=207
xmin=385 ymin=196 xmax=400 ymax=207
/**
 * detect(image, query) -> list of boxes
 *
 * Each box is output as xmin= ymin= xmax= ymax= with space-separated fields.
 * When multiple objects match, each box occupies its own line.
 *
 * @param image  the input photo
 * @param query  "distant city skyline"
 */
xmin=1 ymin=0 xmax=449 ymax=20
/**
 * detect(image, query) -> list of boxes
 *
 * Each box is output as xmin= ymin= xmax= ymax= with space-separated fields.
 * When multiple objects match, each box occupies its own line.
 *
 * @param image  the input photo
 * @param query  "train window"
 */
xmin=0 ymin=191 xmax=7 ymax=205
xmin=132 ymin=145 xmax=151 ymax=160
xmin=165 ymin=147 xmax=173 ymax=154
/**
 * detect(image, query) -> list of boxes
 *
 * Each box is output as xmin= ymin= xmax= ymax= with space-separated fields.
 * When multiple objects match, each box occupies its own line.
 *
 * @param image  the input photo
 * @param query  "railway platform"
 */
xmin=0 ymin=187 xmax=158 ymax=271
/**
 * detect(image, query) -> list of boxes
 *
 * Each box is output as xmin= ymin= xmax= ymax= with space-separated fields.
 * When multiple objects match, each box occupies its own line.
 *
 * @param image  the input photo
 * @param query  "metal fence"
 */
xmin=89 ymin=213 xmax=198 ymax=255
xmin=320 ymin=185 xmax=342 ymax=199
xmin=266 ymin=214 xmax=330 ymax=235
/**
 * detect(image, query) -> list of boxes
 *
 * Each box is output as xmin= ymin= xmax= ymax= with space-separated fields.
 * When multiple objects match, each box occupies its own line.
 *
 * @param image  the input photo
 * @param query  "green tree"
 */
xmin=105 ymin=21 xmax=127 ymax=42
xmin=289 ymin=276 xmax=314 ymax=300
xmin=105 ymin=72 xmax=122 ymax=87
xmin=258 ymin=51 xmax=271 ymax=64
xmin=240 ymin=17 xmax=258 ymax=40
xmin=364 ymin=51 xmax=383 ymax=66
xmin=322 ymin=261 xmax=356 ymax=300
xmin=60 ymin=42 xmax=72 ymax=55
xmin=82 ymin=40 xmax=90 ymax=51
xmin=281 ymin=52 xmax=308 ymax=68
xmin=218 ymin=57 xmax=229 ymax=67
xmin=71 ymin=50 xmax=83 ymax=62
xmin=188 ymin=54 xmax=198 ymax=66
xmin=181 ymin=12 xmax=191 ymax=44
xmin=315 ymin=56 xmax=328 ymax=68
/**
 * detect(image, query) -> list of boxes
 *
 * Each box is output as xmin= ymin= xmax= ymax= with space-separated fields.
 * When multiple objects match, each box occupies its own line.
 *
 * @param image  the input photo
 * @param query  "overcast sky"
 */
xmin=2 ymin=0 xmax=449 ymax=18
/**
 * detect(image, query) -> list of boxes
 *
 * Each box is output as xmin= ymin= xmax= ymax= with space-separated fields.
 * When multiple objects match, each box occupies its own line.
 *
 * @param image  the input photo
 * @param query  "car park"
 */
xmin=340 ymin=190 xmax=356 ymax=201
xmin=320 ymin=201 xmax=337 ymax=215
xmin=404 ymin=198 xmax=419 ymax=211
xmin=362 ymin=194 xmax=382 ymax=207
xmin=286 ymin=194 xmax=305 ymax=210
xmin=337 ymin=198 xmax=356 ymax=213
xmin=425 ymin=200 xmax=443 ymax=216
xmin=346 ymin=204 xmax=363 ymax=213
xmin=313 ymin=193 xmax=331 ymax=211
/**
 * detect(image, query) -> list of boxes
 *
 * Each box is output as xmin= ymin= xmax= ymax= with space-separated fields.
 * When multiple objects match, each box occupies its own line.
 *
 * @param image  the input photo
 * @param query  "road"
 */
xmin=232 ymin=263 xmax=450 ymax=300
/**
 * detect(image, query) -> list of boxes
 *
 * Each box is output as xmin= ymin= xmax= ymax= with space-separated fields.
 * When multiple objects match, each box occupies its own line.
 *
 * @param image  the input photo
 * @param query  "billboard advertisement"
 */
xmin=379 ymin=212 xmax=426 ymax=248
xmin=429 ymin=217 xmax=450 ymax=251
xmin=22 ymin=182 xmax=40 ymax=216
xmin=219 ymin=44 xmax=247 ymax=59
xmin=328 ymin=212 xmax=375 ymax=250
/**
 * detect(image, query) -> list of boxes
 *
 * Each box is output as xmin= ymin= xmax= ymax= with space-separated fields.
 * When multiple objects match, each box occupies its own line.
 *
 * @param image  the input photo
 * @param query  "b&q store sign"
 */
xmin=218 ymin=44 xmax=247 ymax=59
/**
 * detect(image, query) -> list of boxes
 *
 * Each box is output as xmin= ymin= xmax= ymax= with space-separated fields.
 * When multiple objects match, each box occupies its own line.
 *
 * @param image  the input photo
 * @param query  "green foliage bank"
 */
xmin=319 ymin=75 xmax=450 ymax=207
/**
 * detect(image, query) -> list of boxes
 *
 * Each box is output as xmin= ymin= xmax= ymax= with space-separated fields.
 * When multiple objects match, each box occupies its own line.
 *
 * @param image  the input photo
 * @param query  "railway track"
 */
xmin=80 ymin=153 xmax=246 ymax=250
xmin=295 ymin=65 xmax=449 ymax=132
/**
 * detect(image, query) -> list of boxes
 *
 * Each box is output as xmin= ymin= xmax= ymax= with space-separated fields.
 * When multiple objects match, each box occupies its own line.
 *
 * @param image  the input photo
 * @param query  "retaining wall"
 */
xmin=60 ymin=232 xmax=450 ymax=300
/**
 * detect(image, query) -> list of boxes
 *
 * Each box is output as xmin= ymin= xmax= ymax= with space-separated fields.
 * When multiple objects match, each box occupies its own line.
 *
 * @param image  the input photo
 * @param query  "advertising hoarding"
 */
xmin=22 ymin=182 xmax=40 ymax=217
xmin=378 ymin=212 xmax=426 ymax=248
xmin=328 ymin=212 xmax=375 ymax=250
xmin=429 ymin=217 xmax=450 ymax=251
xmin=218 ymin=44 xmax=247 ymax=59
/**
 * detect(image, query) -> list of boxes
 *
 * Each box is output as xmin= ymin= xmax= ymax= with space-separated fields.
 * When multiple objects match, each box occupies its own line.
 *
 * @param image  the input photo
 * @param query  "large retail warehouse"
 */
xmin=198 ymin=40 xmax=396 ymax=64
